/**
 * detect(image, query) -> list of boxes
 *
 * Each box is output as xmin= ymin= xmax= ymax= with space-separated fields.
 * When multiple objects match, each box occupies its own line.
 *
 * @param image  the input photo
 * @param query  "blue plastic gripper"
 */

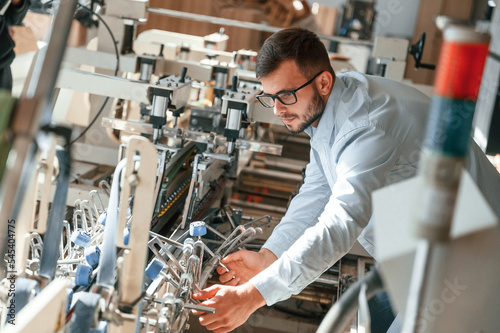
xmin=190 ymin=221 xmax=207 ymax=237
xmin=75 ymin=265 xmax=93 ymax=286
xmin=71 ymin=229 xmax=91 ymax=247
xmin=97 ymin=211 xmax=107 ymax=226
xmin=123 ymin=228 xmax=130 ymax=246
xmin=84 ymin=246 xmax=101 ymax=268
xmin=145 ymin=258 xmax=166 ymax=280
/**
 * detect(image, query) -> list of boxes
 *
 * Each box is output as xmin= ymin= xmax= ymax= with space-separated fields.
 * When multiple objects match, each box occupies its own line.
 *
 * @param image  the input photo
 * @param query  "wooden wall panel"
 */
xmin=137 ymin=0 xmax=266 ymax=52
xmin=404 ymin=0 xmax=474 ymax=85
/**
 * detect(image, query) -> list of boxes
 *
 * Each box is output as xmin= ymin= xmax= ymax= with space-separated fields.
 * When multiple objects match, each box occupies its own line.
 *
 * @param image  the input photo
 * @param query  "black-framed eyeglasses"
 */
xmin=256 ymin=71 xmax=325 ymax=108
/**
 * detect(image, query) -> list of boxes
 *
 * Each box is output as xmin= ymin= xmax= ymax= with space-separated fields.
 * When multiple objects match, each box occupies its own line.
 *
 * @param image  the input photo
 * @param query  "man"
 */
xmin=192 ymin=28 xmax=500 ymax=333
xmin=0 ymin=0 xmax=30 ymax=92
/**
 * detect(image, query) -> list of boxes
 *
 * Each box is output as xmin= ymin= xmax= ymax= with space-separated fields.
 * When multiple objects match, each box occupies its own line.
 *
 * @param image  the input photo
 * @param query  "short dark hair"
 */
xmin=256 ymin=28 xmax=334 ymax=79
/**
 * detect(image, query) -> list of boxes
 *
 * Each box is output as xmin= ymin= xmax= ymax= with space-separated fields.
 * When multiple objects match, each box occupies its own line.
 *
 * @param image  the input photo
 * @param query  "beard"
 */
xmin=283 ymin=88 xmax=326 ymax=134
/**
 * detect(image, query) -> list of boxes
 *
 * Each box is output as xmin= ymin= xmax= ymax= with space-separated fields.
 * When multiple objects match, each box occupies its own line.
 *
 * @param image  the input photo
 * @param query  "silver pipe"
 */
xmin=181 ymin=239 xmax=194 ymax=266
xmin=242 ymin=215 xmax=272 ymax=229
xmin=237 ymin=227 xmax=263 ymax=248
xmin=174 ymin=230 xmax=190 ymax=243
xmin=401 ymin=240 xmax=432 ymax=333
xmin=317 ymin=267 xmax=383 ymax=333
xmin=199 ymin=256 xmax=221 ymax=287
xmin=215 ymin=72 xmax=227 ymax=89
xmin=97 ymin=158 xmax=128 ymax=287
xmin=57 ymin=259 xmax=85 ymax=265
xmin=315 ymin=276 xmax=339 ymax=286
xmin=193 ymin=240 xmax=204 ymax=285
xmin=221 ymin=228 xmax=256 ymax=258
xmin=149 ymin=246 xmax=181 ymax=283
xmin=89 ymin=190 xmax=105 ymax=215
xmin=205 ymin=224 xmax=227 ymax=240
xmin=223 ymin=206 xmax=237 ymax=229
xmin=151 ymin=238 xmax=186 ymax=275
xmin=38 ymin=149 xmax=71 ymax=281
xmin=152 ymin=95 xmax=168 ymax=118
xmin=181 ymin=154 xmax=200 ymax=228
xmin=81 ymin=200 xmax=96 ymax=230
xmin=184 ymin=303 xmax=215 ymax=314
xmin=140 ymin=62 xmax=153 ymax=82
xmin=215 ymin=225 xmax=245 ymax=256
xmin=149 ymin=231 xmax=184 ymax=249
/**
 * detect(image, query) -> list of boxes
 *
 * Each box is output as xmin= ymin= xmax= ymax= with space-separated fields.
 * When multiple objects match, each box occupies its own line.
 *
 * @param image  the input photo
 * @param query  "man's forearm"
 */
xmin=258 ymin=248 xmax=278 ymax=267
xmin=241 ymin=281 xmax=267 ymax=310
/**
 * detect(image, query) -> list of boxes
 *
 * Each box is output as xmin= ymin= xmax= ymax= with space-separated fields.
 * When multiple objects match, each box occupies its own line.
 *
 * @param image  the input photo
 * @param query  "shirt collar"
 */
xmin=305 ymin=75 xmax=346 ymax=143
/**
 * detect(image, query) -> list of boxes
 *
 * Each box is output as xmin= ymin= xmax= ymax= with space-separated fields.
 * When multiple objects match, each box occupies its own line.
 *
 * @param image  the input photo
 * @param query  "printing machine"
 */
xmin=2 ymin=1 xmax=499 ymax=333
xmin=0 ymin=1 xmax=374 ymax=332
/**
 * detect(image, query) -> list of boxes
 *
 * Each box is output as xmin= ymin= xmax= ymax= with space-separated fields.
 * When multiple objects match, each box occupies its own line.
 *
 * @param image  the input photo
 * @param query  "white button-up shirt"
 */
xmin=250 ymin=72 xmax=500 ymax=306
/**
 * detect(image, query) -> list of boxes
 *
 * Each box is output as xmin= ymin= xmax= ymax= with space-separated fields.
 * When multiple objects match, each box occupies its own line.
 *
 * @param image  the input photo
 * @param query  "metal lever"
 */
xmin=221 ymin=228 xmax=256 ymax=258
xmin=184 ymin=303 xmax=215 ymax=314
xmin=215 ymin=225 xmax=246 ymax=256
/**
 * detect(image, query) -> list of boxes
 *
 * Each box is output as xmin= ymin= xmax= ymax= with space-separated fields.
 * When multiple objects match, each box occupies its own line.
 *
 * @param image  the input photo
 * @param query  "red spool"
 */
xmin=433 ymin=26 xmax=490 ymax=100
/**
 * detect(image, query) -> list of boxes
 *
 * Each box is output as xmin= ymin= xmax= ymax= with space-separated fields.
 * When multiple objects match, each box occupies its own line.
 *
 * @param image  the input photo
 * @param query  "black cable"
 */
xmin=316 ymin=265 xmax=384 ymax=333
xmin=66 ymin=3 xmax=120 ymax=147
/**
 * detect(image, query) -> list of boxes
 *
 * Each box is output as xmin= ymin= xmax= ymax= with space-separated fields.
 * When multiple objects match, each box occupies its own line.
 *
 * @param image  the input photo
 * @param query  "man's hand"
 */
xmin=192 ymin=282 xmax=266 ymax=333
xmin=11 ymin=0 xmax=24 ymax=8
xmin=217 ymin=248 xmax=277 ymax=286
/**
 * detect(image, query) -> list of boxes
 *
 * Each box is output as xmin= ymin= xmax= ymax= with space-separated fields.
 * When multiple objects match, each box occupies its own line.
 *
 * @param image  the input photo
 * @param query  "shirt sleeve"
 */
xmin=251 ymin=125 xmax=402 ymax=305
xmin=261 ymin=147 xmax=332 ymax=258
xmin=6 ymin=0 xmax=30 ymax=26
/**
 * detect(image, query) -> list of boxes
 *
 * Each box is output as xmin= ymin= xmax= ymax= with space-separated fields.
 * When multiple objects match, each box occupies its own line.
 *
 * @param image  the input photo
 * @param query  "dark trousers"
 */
xmin=368 ymin=290 xmax=397 ymax=333
xmin=0 ymin=66 xmax=12 ymax=92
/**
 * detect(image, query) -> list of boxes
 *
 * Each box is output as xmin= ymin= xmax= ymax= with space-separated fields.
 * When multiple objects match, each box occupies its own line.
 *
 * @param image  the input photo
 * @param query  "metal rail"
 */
xmin=147 ymin=7 xmax=374 ymax=46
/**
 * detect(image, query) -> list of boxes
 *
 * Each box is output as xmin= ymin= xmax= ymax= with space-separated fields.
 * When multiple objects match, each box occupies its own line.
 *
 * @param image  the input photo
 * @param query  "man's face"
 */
xmin=260 ymin=60 xmax=326 ymax=134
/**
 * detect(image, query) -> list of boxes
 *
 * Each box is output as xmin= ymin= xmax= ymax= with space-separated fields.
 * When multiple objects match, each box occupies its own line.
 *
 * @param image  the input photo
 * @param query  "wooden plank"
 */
xmin=219 ymin=7 xmax=266 ymax=51
xmin=314 ymin=6 xmax=338 ymax=35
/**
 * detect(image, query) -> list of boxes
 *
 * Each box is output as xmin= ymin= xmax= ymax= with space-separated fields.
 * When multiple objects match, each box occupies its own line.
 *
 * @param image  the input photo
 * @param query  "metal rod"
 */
xmin=205 ymin=224 xmax=227 ymax=240
xmin=174 ymin=230 xmax=190 ymax=243
xmin=181 ymin=154 xmax=199 ymax=229
xmin=149 ymin=246 xmax=181 ymax=283
xmin=402 ymin=240 xmax=431 ymax=333
xmin=39 ymin=149 xmax=71 ymax=281
xmin=222 ymin=228 xmax=256 ymax=258
xmin=317 ymin=267 xmax=383 ymax=333
xmin=147 ymin=8 xmax=373 ymax=46
xmin=315 ymin=276 xmax=339 ymax=286
xmin=237 ymin=227 xmax=263 ymax=248
xmin=223 ymin=206 xmax=237 ymax=229
xmin=184 ymin=303 xmax=216 ymax=314
xmin=149 ymin=231 xmax=184 ymax=249
xmin=215 ymin=225 xmax=245 ymax=256
xmin=97 ymin=158 xmax=128 ymax=287
xmin=242 ymin=215 xmax=272 ymax=229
